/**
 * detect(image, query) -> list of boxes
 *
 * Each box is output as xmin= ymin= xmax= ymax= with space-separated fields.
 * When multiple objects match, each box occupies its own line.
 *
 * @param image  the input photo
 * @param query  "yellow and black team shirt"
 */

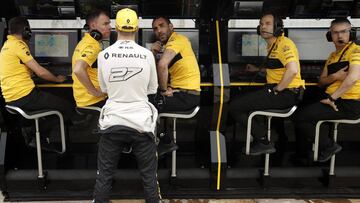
xmin=165 ymin=32 xmax=201 ymax=91
xmin=0 ymin=35 xmax=35 ymax=102
xmin=325 ymin=42 xmax=360 ymax=99
xmin=265 ymin=34 xmax=305 ymax=88
xmin=72 ymin=33 xmax=106 ymax=107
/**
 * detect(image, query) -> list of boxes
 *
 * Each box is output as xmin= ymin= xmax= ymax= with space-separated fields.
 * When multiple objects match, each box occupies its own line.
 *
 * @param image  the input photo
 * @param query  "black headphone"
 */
xmin=257 ymin=14 xmax=284 ymax=37
xmin=84 ymin=24 xmax=102 ymax=41
xmin=326 ymin=28 xmax=357 ymax=42
xmin=22 ymin=26 xmax=32 ymax=40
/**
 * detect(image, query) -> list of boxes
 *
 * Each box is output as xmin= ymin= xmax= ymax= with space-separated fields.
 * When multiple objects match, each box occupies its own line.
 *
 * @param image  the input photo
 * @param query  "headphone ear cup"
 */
xmin=273 ymin=28 xmax=281 ymax=37
xmin=350 ymin=28 xmax=356 ymax=41
xmin=22 ymin=26 xmax=32 ymax=40
xmin=326 ymin=31 xmax=332 ymax=42
xmin=90 ymin=30 xmax=102 ymax=41
xmin=256 ymin=25 xmax=261 ymax=35
xmin=273 ymin=17 xmax=283 ymax=37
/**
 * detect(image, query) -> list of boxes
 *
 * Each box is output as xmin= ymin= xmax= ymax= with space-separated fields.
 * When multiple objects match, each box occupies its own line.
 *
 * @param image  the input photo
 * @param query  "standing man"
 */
xmin=0 ymin=16 xmax=73 ymax=120
xmin=294 ymin=18 xmax=360 ymax=162
xmin=151 ymin=16 xmax=201 ymax=155
xmin=229 ymin=12 xmax=305 ymax=155
xmin=93 ymin=8 xmax=162 ymax=203
xmin=72 ymin=9 xmax=111 ymax=108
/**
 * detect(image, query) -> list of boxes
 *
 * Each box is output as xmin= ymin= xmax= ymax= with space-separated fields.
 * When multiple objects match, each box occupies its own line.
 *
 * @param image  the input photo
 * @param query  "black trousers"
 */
xmin=93 ymin=126 xmax=161 ymax=203
xmin=229 ymin=86 xmax=298 ymax=140
xmin=8 ymin=88 xmax=73 ymax=122
xmin=294 ymin=98 xmax=360 ymax=155
xmin=151 ymin=91 xmax=200 ymax=113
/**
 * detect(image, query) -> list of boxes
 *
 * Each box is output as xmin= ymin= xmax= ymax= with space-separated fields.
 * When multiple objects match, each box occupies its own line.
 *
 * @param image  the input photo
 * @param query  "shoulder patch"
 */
xmin=282 ymin=45 xmax=290 ymax=52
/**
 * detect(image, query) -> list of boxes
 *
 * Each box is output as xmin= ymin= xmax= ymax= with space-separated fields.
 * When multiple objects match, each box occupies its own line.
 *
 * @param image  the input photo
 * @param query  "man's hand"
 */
xmin=150 ymin=41 xmax=162 ymax=55
xmin=320 ymin=98 xmax=338 ymax=111
xmin=89 ymin=88 xmax=107 ymax=98
xmin=246 ymin=64 xmax=259 ymax=72
xmin=333 ymin=66 xmax=349 ymax=81
xmin=161 ymin=87 xmax=173 ymax=97
xmin=55 ymin=75 xmax=67 ymax=83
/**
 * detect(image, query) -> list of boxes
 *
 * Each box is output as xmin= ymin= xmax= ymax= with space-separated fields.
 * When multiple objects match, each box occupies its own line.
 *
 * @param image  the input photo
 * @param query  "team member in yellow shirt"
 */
xmin=0 ymin=16 xmax=72 ymax=120
xmin=151 ymin=16 xmax=201 ymax=112
xmin=294 ymin=18 xmax=360 ymax=162
xmin=151 ymin=16 xmax=201 ymax=155
xmin=229 ymin=12 xmax=305 ymax=156
xmin=72 ymin=9 xmax=111 ymax=107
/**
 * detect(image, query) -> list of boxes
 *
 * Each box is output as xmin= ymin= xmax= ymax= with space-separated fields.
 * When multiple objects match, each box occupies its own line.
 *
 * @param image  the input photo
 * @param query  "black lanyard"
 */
xmin=337 ymin=42 xmax=353 ymax=62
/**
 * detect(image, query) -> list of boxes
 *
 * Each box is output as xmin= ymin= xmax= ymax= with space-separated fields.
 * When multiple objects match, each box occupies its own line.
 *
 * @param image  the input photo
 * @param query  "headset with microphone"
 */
xmin=83 ymin=24 xmax=103 ymax=41
xmin=256 ymin=14 xmax=284 ymax=37
xmin=326 ymin=28 xmax=356 ymax=42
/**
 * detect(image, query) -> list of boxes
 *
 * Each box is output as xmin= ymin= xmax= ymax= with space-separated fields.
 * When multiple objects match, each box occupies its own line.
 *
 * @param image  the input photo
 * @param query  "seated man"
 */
xmin=72 ymin=9 xmax=110 ymax=108
xmin=229 ymin=12 xmax=305 ymax=155
xmin=294 ymin=18 xmax=360 ymax=162
xmin=0 ymin=17 xmax=73 ymax=120
xmin=151 ymin=16 xmax=201 ymax=155
xmin=93 ymin=8 xmax=162 ymax=203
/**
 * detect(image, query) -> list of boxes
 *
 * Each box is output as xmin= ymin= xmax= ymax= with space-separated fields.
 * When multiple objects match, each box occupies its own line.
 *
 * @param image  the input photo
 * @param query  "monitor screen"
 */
xmin=288 ymin=29 xmax=334 ymax=61
xmin=142 ymin=29 xmax=199 ymax=59
xmin=29 ymin=30 xmax=78 ymax=64
xmin=228 ymin=29 xmax=267 ymax=63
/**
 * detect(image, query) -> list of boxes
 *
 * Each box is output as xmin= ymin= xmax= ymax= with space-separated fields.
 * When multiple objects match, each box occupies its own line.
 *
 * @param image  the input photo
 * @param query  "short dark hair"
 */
xmin=8 ymin=16 xmax=30 ymax=35
xmin=260 ymin=11 xmax=283 ymax=28
xmin=330 ymin=18 xmax=351 ymax=28
xmin=152 ymin=16 xmax=172 ymax=27
xmin=85 ymin=9 xmax=110 ymax=26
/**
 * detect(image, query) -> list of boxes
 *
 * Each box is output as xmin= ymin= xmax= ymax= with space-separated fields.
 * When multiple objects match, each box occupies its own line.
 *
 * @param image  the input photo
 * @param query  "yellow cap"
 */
xmin=115 ymin=8 xmax=138 ymax=32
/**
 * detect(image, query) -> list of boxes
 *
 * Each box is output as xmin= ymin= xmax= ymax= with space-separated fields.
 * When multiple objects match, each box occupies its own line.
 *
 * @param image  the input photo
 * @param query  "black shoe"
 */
xmin=318 ymin=143 xmax=342 ymax=162
xmin=243 ymin=141 xmax=276 ymax=156
xmin=157 ymin=141 xmax=178 ymax=156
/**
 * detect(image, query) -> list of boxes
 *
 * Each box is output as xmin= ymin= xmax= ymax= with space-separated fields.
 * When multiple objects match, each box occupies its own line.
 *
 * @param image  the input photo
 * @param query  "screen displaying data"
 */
xmin=34 ymin=34 xmax=69 ymax=57
xmin=29 ymin=30 xmax=78 ymax=64
xmin=228 ymin=29 xmax=267 ymax=63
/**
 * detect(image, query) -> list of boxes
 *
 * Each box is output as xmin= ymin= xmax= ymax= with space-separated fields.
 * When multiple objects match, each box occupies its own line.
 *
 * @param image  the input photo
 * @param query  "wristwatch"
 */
xmin=160 ymin=89 xmax=167 ymax=93
xmin=328 ymin=95 xmax=336 ymax=102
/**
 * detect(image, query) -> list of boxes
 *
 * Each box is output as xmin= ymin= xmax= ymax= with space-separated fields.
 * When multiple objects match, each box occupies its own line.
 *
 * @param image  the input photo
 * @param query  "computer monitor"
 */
xmin=142 ymin=28 xmax=199 ymax=59
xmin=288 ymin=29 xmax=334 ymax=61
xmin=227 ymin=29 xmax=267 ymax=63
xmin=29 ymin=29 xmax=78 ymax=64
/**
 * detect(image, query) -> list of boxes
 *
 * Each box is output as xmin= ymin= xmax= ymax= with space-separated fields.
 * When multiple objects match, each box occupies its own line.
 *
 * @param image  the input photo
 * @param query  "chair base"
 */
xmin=258 ymin=169 xmax=271 ymax=187
xmin=38 ymin=171 xmax=48 ymax=190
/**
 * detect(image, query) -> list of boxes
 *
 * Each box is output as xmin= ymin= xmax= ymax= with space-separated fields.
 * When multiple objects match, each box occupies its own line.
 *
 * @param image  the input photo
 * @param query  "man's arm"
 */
xmin=73 ymin=59 xmax=105 ymax=97
xmin=329 ymin=64 xmax=360 ymax=100
xmin=157 ymin=49 xmax=177 ymax=92
xmin=320 ymin=64 xmax=360 ymax=111
xmin=318 ymin=66 xmax=348 ymax=87
xmin=275 ymin=61 xmax=298 ymax=91
xmin=25 ymin=59 xmax=65 ymax=83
